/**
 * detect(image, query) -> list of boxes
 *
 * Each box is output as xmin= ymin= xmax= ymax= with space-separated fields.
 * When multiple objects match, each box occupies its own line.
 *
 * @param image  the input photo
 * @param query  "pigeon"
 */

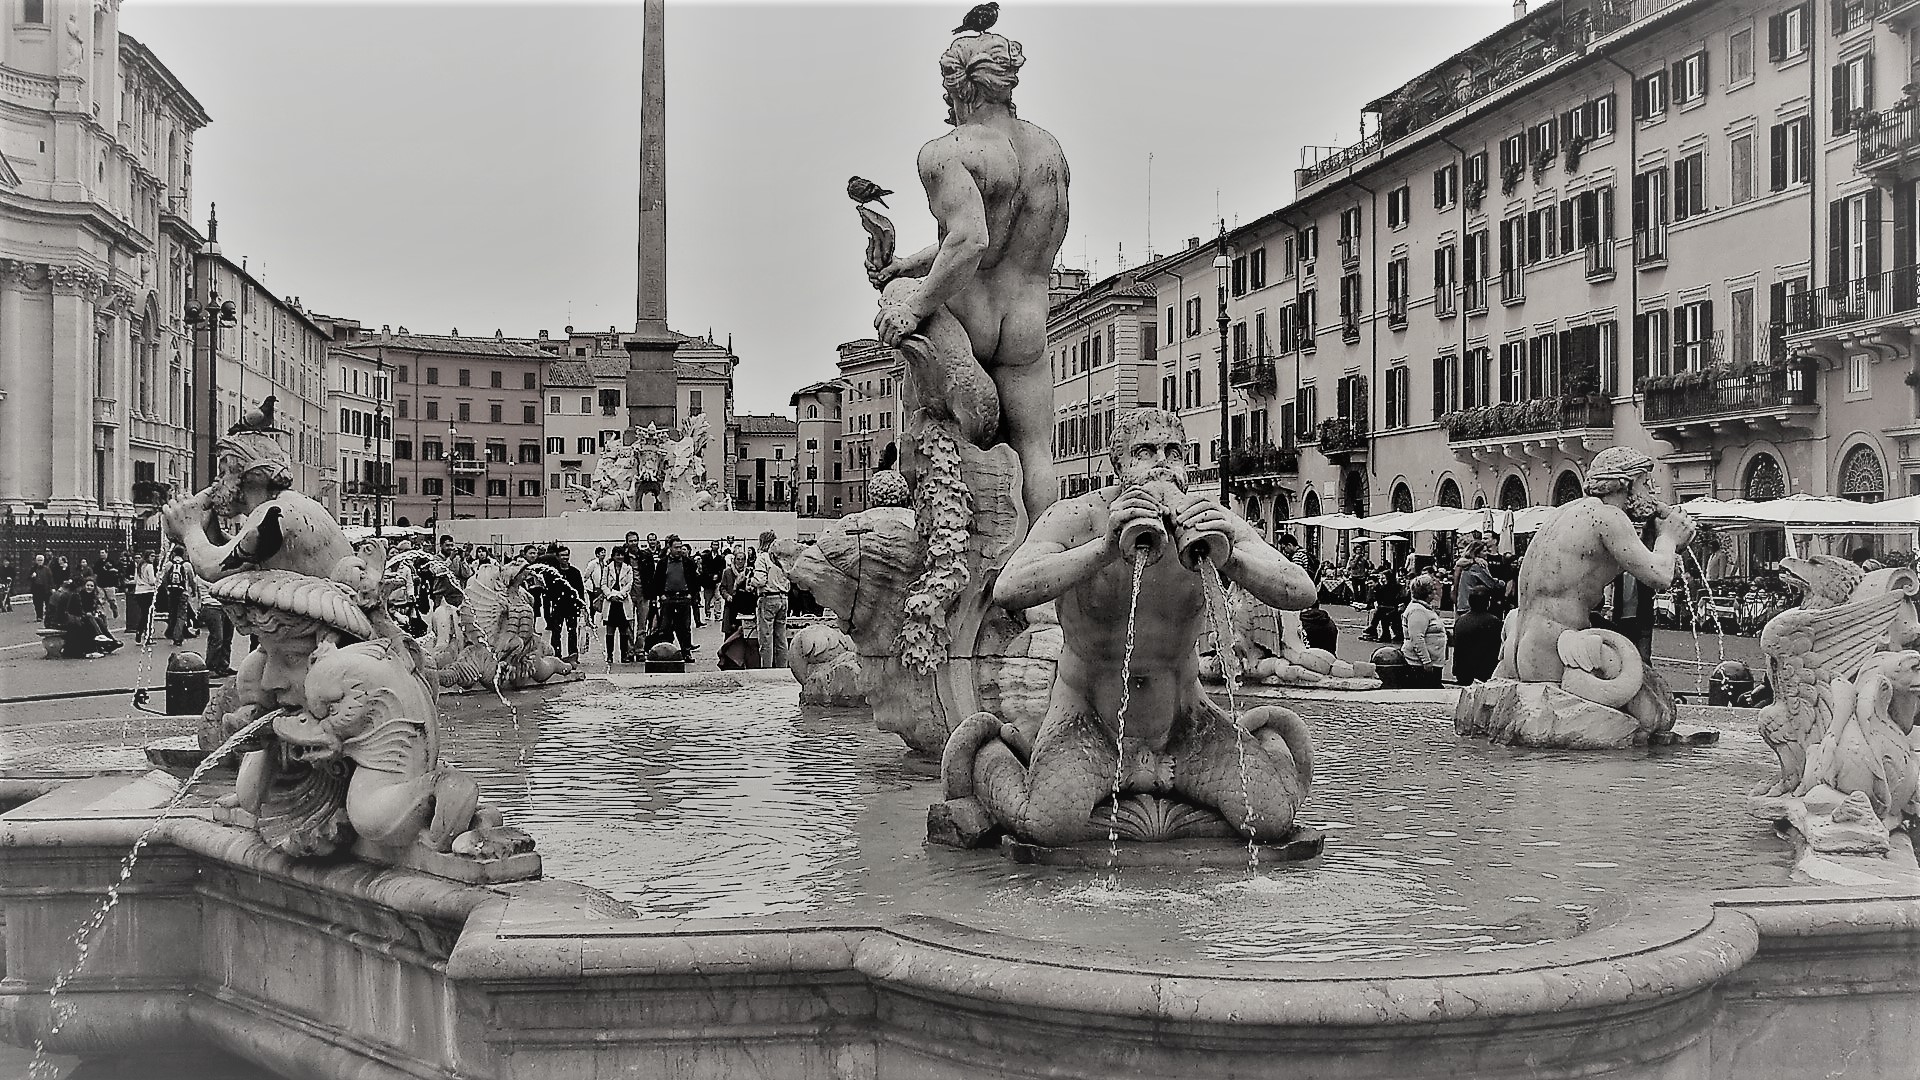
xmin=231 ymin=394 xmax=279 ymax=434
xmin=846 ymin=176 xmax=893 ymax=208
xmin=952 ymin=1 xmax=998 ymax=34
xmin=876 ymin=442 xmax=898 ymax=472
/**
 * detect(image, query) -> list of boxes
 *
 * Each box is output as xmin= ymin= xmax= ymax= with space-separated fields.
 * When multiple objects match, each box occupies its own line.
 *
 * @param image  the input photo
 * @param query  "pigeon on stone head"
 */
xmin=231 ymin=394 xmax=279 ymax=434
xmin=952 ymin=2 xmax=999 ymax=34
xmin=846 ymin=176 xmax=893 ymax=208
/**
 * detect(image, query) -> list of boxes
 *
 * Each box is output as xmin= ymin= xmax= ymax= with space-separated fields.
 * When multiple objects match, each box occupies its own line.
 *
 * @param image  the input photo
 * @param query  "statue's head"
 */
xmin=1583 ymin=446 xmax=1660 ymax=516
xmin=1109 ymin=408 xmax=1189 ymax=491
xmin=940 ymin=32 xmax=1025 ymax=124
xmin=218 ymin=570 xmax=373 ymax=714
xmin=212 ymin=430 xmax=295 ymax=516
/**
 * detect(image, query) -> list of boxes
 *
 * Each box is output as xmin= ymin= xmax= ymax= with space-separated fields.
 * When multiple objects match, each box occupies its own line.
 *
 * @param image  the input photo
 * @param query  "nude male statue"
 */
xmin=943 ymin=409 xmax=1319 ymax=845
xmin=1497 ymin=445 xmax=1696 ymax=727
xmin=870 ymin=30 xmax=1069 ymax=522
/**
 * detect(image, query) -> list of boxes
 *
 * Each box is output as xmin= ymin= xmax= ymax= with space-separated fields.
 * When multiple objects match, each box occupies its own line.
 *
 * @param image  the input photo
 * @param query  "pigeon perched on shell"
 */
xmin=846 ymin=176 xmax=893 ymax=208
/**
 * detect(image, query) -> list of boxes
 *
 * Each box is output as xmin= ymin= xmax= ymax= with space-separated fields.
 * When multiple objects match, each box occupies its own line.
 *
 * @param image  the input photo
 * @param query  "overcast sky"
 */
xmin=122 ymin=0 xmax=1511 ymax=416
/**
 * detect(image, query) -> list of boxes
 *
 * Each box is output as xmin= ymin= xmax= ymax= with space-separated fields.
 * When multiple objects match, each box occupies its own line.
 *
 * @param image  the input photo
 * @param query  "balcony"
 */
xmin=1318 ymin=416 xmax=1368 ymax=458
xmin=1464 ymin=277 xmax=1489 ymax=314
xmin=1225 ymin=443 xmax=1301 ymax=494
xmin=1339 ymin=235 xmax=1361 ymax=269
xmin=1387 ymin=299 xmax=1408 ymax=329
xmin=1340 ymin=316 xmax=1361 ymax=343
xmin=92 ymin=397 xmax=117 ymax=426
xmin=1797 ymin=268 xmax=1920 ymax=331
xmin=1500 ymin=266 xmax=1525 ymax=306
xmin=1585 ymin=240 xmax=1616 ymax=281
xmin=1785 ymin=267 xmax=1920 ymax=367
xmin=451 ymin=460 xmax=488 ymax=477
xmin=1228 ymin=356 xmax=1278 ymax=397
xmin=1443 ymin=394 xmax=1616 ymax=462
xmin=1434 ymin=286 xmax=1457 ymax=319
xmin=601 ymin=405 xmax=620 ymax=416
xmin=1634 ymin=224 xmax=1668 ymax=269
xmin=1640 ymin=363 xmax=1819 ymax=442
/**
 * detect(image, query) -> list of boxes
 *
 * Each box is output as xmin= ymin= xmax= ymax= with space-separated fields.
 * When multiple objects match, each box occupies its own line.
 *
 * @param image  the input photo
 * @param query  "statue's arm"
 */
xmin=170 ymin=500 xmax=271 ymax=581
xmin=903 ymin=139 xmax=991 ymax=321
xmin=1222 ymin=523 xmax=1318 ymax=611
xmin=1595 ymin=505 xmax=1681 ymax=589
xmin=993 ymin=501 xmax=1110 ymax=610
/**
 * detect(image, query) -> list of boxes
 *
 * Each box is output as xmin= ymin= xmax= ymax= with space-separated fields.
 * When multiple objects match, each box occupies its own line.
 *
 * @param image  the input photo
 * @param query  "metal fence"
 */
xmin=1 ymin=514 xmax=163 ymax=591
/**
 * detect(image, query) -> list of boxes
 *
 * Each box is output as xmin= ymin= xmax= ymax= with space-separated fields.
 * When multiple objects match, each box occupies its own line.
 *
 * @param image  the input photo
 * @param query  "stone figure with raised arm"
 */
xmin=1493 ymin=446 xmax=1695 ymax=732
xmin=162 ymin=430 xmax=358 ymax=588
xmin=868 ymin=28 xmax=1069 ymax=522
xmin=937 ymin=409 xmax=1319 ymax=847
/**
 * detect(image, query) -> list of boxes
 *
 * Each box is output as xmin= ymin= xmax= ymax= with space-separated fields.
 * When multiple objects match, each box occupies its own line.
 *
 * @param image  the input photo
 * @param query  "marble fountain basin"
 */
xmin=0 ymin=675 xmax=1914 ymax=1079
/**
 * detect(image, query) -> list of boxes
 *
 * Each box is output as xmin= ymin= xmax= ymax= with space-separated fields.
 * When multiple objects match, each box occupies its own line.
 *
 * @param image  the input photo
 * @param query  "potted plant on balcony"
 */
xmin=1465 ymin=179 xmax=1487 ymax=209
xmin=1564 ymin=133 xmax=1588 ymax=172
xmin=1500 ymin=162 xmax=1525 ymax=194
xmin=1532 ymin=146 xmax=1557 ymax=179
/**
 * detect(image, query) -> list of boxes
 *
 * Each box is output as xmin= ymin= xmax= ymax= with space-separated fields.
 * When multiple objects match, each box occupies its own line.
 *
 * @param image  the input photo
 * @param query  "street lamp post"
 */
xmin=1213 ymin=225 xmax=1232 ymax=507
xmin=363 ymin=354 xmax=388 ymax=537
xmin=447 ymin=422 xmax=459 ymax=524
xmin=184 ymin=285 xmax=237 ymax=488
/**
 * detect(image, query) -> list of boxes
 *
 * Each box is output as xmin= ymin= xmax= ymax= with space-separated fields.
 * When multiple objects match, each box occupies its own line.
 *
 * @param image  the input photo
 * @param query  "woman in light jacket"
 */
xmin=1400 ymin=576 xmax=1448 ymax=689
xmin=127 ymin=554 xmax=158 ymax=642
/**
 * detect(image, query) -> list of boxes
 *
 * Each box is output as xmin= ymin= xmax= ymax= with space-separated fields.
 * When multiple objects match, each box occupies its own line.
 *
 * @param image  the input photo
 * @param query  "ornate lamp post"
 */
xmin=184 ymin=286 xmax=237 ymax=488
xmin=362 ymin=354 xmax=389 ymax=537
xmin=1213 ymin=225 xmax=1232 ymax=506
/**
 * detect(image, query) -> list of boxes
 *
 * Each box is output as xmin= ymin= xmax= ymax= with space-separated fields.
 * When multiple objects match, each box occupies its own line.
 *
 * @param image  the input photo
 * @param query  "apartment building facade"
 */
xmin=344 ymin=330 xmax=551 ymax=527
xmin=1045 ymin=262 xmax=1167 ymax=500
xmin=836 ymin=338 xmax=902 ymax=514
xmin=1148 ymin=0 xmax=1917 ymax=568
xmin=540 ymin=357 xmax=626 ymax=514
xmin=734 ymin=414 xmax=797 ymax=512
xmin=791 ymin=380 xmax=846 ymax=518
xmin=322 ymin=348 xmax=392 ymax=528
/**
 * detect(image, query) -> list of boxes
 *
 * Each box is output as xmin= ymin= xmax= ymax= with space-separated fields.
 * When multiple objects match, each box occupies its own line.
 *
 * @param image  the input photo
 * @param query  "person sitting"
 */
xmin=1450 ymin=587 xmax=1503 ymax=686
xmin=1399 ymin=576 xmax=1447 ymax=688
xmin=54 ymin=578 xmax=122 ymax=658
xmin=1299 ymin=600 xmax=1338 ymax=654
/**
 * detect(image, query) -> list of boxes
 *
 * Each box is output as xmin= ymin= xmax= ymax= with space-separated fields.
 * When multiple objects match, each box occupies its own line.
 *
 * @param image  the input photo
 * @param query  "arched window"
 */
xmin=1343 ymin=469 xmax=1369 ymax=515
xmin=1499 ymin=474 xmax=1529 ymax=511
xmin=1744 ymin=453 xmax=1787 ymax=568
xmin=1552 ymin=469 xmax=1583 ymax=506
xmin=1246 ymin=496 xmax=1264 ymax=527
xmin=1437 ymin=478 xmax=1462 ymax=508
xmin=807 ymin=405 xmax=819 ymax=419
xmin=1391 ymin=482 xmax=1414 ymax=514
xmin=1838 ymin=445 xmax=1886 ymax=502
xmin=1303 ymin=491 xmax=1322 ymax=563
xmin=1743 ymin=453 xmax=1785 ymax=500
xmin=1276 ymin=492 xmax=1291 ymax=522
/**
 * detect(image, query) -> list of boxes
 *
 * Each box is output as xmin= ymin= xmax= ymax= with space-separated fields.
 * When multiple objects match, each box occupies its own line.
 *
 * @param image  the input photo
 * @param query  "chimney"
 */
xmin=398 ymin=325 xmax=409 ymax=335
xmin=451 ymin=327 xmax=459 ymax=336
xmin=1187 ymin=236 xmax=1200 ymax=250
xmin=1512 ymin=0 xmax=1527 ymax=19
xmin=495 ymin=329 xmax=504 ymax=340
xmin=381 ymin=324 xmax=391 ymax=341
xmin=539 ymin=329 xmax=549 ymax=340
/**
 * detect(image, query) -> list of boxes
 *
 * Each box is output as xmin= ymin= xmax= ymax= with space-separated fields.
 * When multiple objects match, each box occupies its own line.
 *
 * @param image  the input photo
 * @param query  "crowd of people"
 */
xmin=2 ymin=529 xmax=812 ymax=676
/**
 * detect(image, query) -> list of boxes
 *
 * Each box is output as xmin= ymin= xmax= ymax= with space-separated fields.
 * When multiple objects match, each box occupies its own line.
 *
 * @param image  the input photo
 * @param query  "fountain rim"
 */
xmin=10 ymin=797 xmax=1918 ymax=1029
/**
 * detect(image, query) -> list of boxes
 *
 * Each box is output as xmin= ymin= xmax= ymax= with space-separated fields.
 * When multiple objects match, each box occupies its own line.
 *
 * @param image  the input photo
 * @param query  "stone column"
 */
xmin=46 ymin=266 xmax=101 ymax=514
xmin=0 ymin=262 xmax=54 ymax=508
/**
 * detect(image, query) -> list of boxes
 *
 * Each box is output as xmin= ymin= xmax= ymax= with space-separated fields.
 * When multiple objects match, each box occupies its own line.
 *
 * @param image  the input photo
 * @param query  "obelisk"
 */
xmin=625 ymin=0 xmax=679 ymax=433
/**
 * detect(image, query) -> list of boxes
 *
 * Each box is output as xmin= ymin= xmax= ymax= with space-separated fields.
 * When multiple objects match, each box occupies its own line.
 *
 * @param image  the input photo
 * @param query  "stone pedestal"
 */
xmin=1455 ymin=678 xmax=1646 ymax=749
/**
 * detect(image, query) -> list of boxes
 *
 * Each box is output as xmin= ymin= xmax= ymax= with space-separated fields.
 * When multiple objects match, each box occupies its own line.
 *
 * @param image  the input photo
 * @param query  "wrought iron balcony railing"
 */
xmin=1500 ymin=266 xmax=1525 ymax=305
xmin=1228 ymin=356 xmax=1279 ymax=397
xmin=1795 ymin=267 xmax=1920 ymax=330
xmin=1434 ymin=286 xmax=1457 ymax=318
xmin=1634 ymin=223 xmax=1668 ymax=267
xmin=1585 ymin=240 xmax=1616 ymax=281
xmin=1640 ymin=364 xmax=1818 ymax=423
xmin=1442 ymin=394 xmax=1614 ymax=443
xmin=1464 ymin=277 xmax=1488 ymax=314
xmin=1318 ymin=416 xmax=1368 ymax=454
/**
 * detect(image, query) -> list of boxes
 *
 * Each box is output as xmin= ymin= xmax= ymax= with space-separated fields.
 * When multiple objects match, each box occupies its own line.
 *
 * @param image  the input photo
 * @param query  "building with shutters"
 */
xmin=790 ymin=380 xmax=846 ymax=518
xmin=1044 ymin=260 xmax=1169 ymax=502
xmin=1115 ymin=0 xmax=1917 ymax=573
xmin=323 ymin=348 xmax=392 ymax=528
xmin=836 ymin=338 xmax=902 ymax=515
xmin=341 ymin=329 xmax=552 ymax=528
xmin=733 ymin=414 xmax=797 ymax=512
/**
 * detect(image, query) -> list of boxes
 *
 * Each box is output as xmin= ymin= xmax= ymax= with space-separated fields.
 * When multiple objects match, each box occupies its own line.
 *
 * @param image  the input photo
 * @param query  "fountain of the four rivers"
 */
xmin=3 ymin=17 xmax=1920 ymax=1080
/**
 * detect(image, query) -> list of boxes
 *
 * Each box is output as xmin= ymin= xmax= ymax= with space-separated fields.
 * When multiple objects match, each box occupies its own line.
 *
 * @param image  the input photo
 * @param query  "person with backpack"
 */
xmin=158 ymin=548 xmax=195 ymax=646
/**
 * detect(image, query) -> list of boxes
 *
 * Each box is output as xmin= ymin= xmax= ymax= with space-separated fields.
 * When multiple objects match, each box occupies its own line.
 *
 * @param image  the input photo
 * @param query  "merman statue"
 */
xmin=936 ymin=408 xmax=1319 ymax=847
xmin=1457 ymin=445 xmax=1699 ymax=747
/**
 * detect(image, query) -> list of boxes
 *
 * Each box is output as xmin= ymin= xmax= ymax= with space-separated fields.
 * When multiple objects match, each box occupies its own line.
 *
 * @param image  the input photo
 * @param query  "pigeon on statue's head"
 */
xmin=230 ymin=394 xmax=280 ymax=434
xmin=952 ymin=2 xmax=999 ymax=34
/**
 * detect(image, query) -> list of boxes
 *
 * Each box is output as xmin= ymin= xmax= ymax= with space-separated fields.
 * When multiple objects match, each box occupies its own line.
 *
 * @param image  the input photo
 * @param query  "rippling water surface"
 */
xmin=436 ymin=680 xmax=1789 ymax=964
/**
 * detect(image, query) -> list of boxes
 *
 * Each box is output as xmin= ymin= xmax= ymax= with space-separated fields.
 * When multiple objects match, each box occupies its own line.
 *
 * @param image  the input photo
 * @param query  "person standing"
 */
xmin=546 ymin=545 xmax=585 ymax=663
xmin=1400 ymin=577 xmax=1448 ymax=688
xmin=1362 ymin=567 xmax=1404 ymax=642
xmin=749 ymin=530 xmax=790 ymax=669
xmin=1450 ymin=588 xmax=1504 ymax=685
xmin=627 ymin=534 xmax=656 ymax=642
xmin=29 ymin=554 xmax=55 ymax=623
xmin=603 ymin=550 xmax=635 ymax=665
xmin=651 ymin=535 xmax=701 ymax=656
xmin=697 ymin=541 xmax=724 ymax=626
xmin=582 ymin=546 xmax=609 ymax=625
xmin=0 ymin=555 xmax=14 ymax=613
xmin=127 ymin=554 xmax=158 ymax=642
xmin=159 ymin=549 xmax=194 ymax=645
xmin=196 ymin=570 xmax=233 ymax=675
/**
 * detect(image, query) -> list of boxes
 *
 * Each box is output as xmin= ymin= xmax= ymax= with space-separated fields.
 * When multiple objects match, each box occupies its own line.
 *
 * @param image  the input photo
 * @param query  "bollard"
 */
xmin=166 ymin=651 xmax=211 ymax=716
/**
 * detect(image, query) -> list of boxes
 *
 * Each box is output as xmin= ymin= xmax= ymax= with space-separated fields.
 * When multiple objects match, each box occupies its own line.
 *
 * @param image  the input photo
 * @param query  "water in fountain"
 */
xmin=1669 ymin=557 xmax=1707 ymax=695
xmin=1106 ymin=557 xmax=1146 ymax=869
xmin=27 ymin=711 xmax=274 ymax=1079
xmin=1196 ymin=561 xmax=1258 ymax=872
xmin=1682 ymin=549 xmax=1729 ymax=671
xmin=123 ymin=550 xmax=171 ymax=748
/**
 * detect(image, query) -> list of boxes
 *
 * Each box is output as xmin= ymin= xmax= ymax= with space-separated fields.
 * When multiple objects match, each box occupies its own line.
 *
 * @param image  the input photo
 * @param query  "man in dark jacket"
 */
xmin=1450 ymin=588 xmax=1504 ymax=685
xmin=544 ymin=544 xmax=586 ymax=663
xmin=697 ymin=542 xmax=725 ymax=626
xmin=29 ymin=554 xmax=56 ymax=623
xmin=649 ymin=535 xmax=700 ymax=656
